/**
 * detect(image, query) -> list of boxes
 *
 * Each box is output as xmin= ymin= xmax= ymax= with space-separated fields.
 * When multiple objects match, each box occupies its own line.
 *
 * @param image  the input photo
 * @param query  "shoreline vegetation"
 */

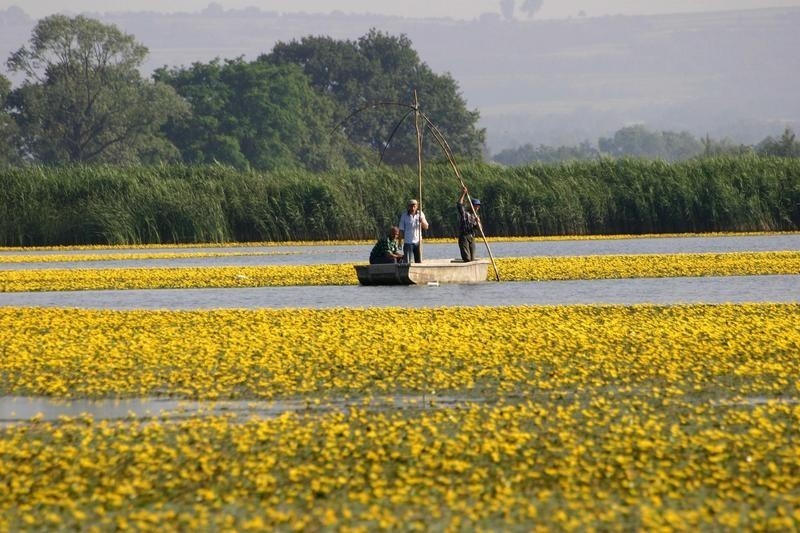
xmin=2 ymin=157 xmax=799 ymax=247
xmin=2 ymin=251 xmax=799 ymax=291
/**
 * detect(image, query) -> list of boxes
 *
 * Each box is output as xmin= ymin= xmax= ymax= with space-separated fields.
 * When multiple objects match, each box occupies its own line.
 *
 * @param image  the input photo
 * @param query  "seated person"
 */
xmin=369 ymin=226 xmax=404 ymax=264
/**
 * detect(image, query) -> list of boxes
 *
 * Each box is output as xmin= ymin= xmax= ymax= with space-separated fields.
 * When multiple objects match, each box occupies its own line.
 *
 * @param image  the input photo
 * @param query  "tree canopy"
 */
xmin=493 ymin=141 xmax=599 ymax=166
xmin=489 ymin=125 xmax=800 ymax=165
xmin=5 ymin=15 xmax=187 ymax=164
xmin=2 ymin=22 xmax=484 ymax=169
xmin=598 ymin=125 xmax=703 ymax=162
xmin=0 ymin=74 xmax=19 ymax=166
xmin=3 ymin=17 xmax=796 ymax=171
xmin=155 ymin=58 xmax=342 ymax=171
xmin=263 ymin=29 xmax=485 ymax=166
xmin=756 ymin=128 xmax=800 ymax=158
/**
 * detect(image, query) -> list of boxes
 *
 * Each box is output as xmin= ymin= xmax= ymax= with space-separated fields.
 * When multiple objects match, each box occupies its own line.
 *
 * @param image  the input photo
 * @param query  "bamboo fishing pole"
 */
xmin=414 ymin=90 xmax=424 ymax=261
xmin=417 ymin=113 xmax=501 ymax=281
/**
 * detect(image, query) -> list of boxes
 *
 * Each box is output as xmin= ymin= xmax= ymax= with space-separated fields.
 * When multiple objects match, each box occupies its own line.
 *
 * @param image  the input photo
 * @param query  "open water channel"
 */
xmin=1 ymin=233 xmax=798 ymax=309
xmin=3 ymin=233 xmax=799 ymax=269
xmin=2 ymin=234 xmax=798 ymax=423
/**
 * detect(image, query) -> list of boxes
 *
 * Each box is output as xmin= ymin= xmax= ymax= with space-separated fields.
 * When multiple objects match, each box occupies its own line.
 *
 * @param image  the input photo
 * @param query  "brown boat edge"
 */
xmin=354 ymin=259 xmax=490 ymax=286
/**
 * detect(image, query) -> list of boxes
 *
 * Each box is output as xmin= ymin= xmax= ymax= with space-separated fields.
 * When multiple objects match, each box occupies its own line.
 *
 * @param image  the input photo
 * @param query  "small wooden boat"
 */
xmin=344 ymin=91 xmax=500 ymax=286
xmin=355 ymin=259 xmax=489 ymax=286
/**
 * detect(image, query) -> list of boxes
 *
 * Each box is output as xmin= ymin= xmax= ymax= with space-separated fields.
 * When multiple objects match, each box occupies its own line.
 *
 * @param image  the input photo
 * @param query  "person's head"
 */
xmin=389 ymin=225 xmax=400 ymax=239
xmin=471 ymin=198 xmax=481 ymax=210
xmin=407 ymin=199 xmax=419 ymax=213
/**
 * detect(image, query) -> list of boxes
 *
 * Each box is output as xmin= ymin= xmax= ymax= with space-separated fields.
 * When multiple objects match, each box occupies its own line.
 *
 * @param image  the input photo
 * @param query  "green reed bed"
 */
xmin=1 ymin=157 xmax=798 ymax=246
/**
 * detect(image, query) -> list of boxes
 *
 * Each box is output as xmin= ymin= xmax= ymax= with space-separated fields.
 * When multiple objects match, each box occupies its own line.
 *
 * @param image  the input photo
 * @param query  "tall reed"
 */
xmin=1 ymin=157 xmax=797 ymax=246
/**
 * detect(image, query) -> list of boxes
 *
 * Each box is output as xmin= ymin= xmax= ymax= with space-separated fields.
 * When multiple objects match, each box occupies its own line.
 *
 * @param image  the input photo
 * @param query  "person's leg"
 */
xmin=403 ymin=243 xmax=415 ymax=264
xmin=468 ymin=235 xmax=475 ymax=261
xmin=458 ymin=235 xmax=470 ymax=261
xmin=413 ymin=243 xmax=421 ymax=263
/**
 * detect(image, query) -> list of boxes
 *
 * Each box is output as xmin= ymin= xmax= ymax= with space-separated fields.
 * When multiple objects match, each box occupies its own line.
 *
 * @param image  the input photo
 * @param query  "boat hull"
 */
xmin=354 ymin=259 xmax=490 ymax=286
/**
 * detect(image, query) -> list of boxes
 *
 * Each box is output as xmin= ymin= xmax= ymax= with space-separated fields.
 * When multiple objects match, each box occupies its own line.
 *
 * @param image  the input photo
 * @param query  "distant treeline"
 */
xmin=2 ymin=157 xmax=798 ymax=246
xmin=493 ymin=126 xmax=800 ymax=165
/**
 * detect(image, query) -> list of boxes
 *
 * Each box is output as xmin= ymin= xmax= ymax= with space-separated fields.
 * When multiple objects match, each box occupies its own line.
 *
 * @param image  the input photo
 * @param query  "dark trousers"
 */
xmin=458 ymin=234 xmax=475 ymax=261
xmin=370 ymin=256 xmax=397 ymax=265
xmin=403 ymin=243 xmax=421 ymax=263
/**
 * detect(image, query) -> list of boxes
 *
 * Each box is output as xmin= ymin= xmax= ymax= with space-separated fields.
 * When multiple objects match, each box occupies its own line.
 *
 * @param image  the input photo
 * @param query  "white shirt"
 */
xmin=398 ymin=211 xmax=428 ymax=244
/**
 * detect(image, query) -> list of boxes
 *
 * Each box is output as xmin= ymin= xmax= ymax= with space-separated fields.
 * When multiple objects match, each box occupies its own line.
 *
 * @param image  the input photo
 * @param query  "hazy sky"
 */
xmin=4 ymin=0 xmax=800 ymax=19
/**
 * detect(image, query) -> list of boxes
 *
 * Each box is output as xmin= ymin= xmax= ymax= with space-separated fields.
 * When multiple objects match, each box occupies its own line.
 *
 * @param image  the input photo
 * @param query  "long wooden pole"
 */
xmin=414 ymin=90 xmax=424 ymax=262
xmin=417 ymin=114 xmax=501 ymax=281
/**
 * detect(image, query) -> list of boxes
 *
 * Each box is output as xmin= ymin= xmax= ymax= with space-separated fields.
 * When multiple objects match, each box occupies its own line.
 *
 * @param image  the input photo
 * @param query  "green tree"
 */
xmin=493 ymin=141 xmax=599 ymax=165
xmin=264 ymin=29 xmax=485 ymax=166
xmin=700 ymin=134 xmax=752 ymax=157
xmin=0 ymin=74 xmax=20 ymax=166
xmin=155 ymin=58 xmax=341 ymax=171
xmin=756 ymin=128 xmax=800 ymax=157
xmin=5 ymin=15 xmax=187 ymax=164
xmin=662 ymin=131 xmax=704 ymax=160
xmin=599 ymin=125 xmax=665 ymax=158
xmin=599 ymin=125 xmax=702 ymax=161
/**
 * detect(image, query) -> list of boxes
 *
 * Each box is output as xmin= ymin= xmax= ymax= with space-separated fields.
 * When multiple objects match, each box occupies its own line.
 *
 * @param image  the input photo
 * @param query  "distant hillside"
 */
xmin=2 ymin=5 xmax=798 ymax=152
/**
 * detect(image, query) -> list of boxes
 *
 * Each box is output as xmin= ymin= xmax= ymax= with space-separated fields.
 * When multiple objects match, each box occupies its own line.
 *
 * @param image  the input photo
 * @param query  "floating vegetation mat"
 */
xmin=1 ymin=304 xmax=797 ymax=399
xmin=1 ymin=251 xmax=799 ymax=291
xmin=0 ymin=251 xmax=300 ymax=264
xmin=1 ymin=303 xmax=799 ymax=530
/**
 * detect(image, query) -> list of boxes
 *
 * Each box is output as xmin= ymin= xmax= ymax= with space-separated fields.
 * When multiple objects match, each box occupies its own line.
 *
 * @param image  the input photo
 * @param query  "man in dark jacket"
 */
xmin=456 ymin=185 xmax=481 ymax=261
xmin=369 ymin=226 xmax=404 ymax=264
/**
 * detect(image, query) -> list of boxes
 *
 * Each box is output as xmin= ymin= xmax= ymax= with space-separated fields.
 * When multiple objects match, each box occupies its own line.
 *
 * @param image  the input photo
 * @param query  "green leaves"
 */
xmin=157 ymin=59 xmax=340 ymax=172
xmin=5 ymin=15 xmax=186 ymax=164
xmin=4 ymin=21 xmax=483 ymax=169
xmin=0 ymin=75 xmax=19 ymax=167
xmin=756 ymin=128 xmax=800 ymax=158
xmin=265 ymin=30 xmax=485 ymax=167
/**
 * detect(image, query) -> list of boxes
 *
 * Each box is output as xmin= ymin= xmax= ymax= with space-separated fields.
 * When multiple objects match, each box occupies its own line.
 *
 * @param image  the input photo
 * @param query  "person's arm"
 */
xmin=456 ymin=199 xmax=466 ymax=219
xmin=389 ymin=239 xmax=403 ymax=258
xmin=398 ymin=215 xmax=406 ymax=242
xmin=457 ymin=186 xmax=469 ymax=220
xmin=420 ymin=211 xmax=429 ymax=230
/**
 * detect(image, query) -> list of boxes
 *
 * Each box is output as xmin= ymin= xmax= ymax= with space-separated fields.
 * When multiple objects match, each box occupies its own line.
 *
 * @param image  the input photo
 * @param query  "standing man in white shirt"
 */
xmin=398 ymin=199 xmax=429 ymax=263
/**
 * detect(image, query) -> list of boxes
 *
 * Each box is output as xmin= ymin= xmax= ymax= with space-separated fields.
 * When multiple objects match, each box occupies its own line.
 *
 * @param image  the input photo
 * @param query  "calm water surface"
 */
xmin=1 ymin=234 xmax=798 ymax=308
xmin=2 ymin=275 xmax=798 ymax=309
xmin=0 ymin=394 xmax=478 ymax=425
xmin=2 ymin=234 xmax=798 ymax=270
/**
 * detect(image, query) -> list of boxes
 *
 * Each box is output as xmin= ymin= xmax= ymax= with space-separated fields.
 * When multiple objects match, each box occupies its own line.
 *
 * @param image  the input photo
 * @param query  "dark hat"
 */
xmin=471 ymin=198 xmax=481 ymax=206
